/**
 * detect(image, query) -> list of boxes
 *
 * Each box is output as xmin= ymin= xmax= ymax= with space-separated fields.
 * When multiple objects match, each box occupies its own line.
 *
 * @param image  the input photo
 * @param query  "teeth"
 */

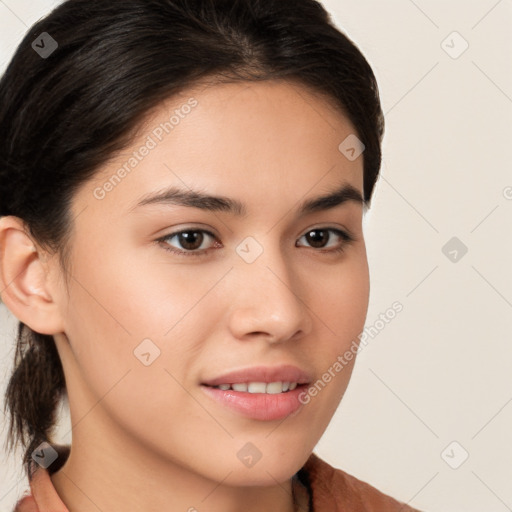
xmin=213 ymin=381 xmax=300 ymax=393
xmin=248 ymin=382 xmax=267 ymax=393
xmin=265 ymin=382 xmax=284 ymax=394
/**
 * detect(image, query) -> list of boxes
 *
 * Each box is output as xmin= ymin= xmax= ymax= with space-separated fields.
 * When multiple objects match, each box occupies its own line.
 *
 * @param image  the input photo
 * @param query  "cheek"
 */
xmin=61 ymin=274 xmax=202 ymax=452
xmin=60 ymin=243 xmax=209 ymax=403
xmin=313 ymin=254 xmax=370 ymax=349
xmin=290 ymin=253 xmax=369 ymax=432
xmin=59 ymin=251 xmax=165 ymax=399
xmin=66 ymin=239 xmax=188 ymax=341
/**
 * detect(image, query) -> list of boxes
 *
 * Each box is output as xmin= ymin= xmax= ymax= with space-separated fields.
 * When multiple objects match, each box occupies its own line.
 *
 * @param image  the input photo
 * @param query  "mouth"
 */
xmin=199 ymin=365 xmax=312 ymax=421
xmin=200 ymin=383 xmax=309 ymax=421
xmin=204 ymin=381 xmax=300 ymax=394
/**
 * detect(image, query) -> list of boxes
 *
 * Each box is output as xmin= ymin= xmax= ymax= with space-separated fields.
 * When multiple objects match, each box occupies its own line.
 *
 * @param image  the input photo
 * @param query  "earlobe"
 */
xmin=0 ymin=215 xmax=65 ymax=335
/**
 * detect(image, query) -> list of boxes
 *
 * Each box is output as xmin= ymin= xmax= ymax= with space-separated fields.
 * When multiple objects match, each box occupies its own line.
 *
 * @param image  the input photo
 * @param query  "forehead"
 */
xmin=76 ymin=79 xmax=364 ymax=218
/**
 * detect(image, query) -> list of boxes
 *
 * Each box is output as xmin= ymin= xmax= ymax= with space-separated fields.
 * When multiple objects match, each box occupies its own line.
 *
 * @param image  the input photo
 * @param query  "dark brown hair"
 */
xmin=0 ymin=0 xmax=384 ymax=480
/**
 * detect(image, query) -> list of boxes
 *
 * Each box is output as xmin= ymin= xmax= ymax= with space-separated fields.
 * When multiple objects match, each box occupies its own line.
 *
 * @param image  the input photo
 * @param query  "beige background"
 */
xmin=1 ymin=1 xmax=511 ymax=511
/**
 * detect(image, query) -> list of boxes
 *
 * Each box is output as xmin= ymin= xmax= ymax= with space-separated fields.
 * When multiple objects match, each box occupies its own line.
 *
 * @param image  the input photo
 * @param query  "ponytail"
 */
xmin=3 ymin=322 xmax=66 ymax=480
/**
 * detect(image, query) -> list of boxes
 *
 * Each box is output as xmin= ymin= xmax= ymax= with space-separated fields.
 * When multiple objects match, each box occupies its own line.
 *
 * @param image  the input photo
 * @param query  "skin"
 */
xmin=0 ymin=79 xmax=370 ymax=512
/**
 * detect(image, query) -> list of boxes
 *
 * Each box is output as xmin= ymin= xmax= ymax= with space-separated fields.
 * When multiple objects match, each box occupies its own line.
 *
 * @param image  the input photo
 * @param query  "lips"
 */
xmin=200 ymin=364 xmax=313 ymax=421
xmin=214 ymin=382 xmax=298 ymax=394
xmin=201 ymin=364 xmax=312 ymax=387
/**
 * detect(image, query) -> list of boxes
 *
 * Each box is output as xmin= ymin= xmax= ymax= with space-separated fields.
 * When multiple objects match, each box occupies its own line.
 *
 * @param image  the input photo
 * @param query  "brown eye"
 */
xmin=158 ymin=229 xmax=219 ymax=257
xmin=297 ymin=228 xmax=354 ymax=253
xmin=175 ymin=231 xmax=206 ymax=251
xmin=304 ymin=229 xmax=330 ymax=248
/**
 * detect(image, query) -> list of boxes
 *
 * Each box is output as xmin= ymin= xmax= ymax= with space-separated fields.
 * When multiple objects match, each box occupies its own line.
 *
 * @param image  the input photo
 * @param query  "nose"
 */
xmin=227 ymin=242 xmax=313 ymax=344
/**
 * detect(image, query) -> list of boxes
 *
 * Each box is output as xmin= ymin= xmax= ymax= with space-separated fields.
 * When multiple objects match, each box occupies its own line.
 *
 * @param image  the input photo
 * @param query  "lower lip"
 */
xmin=200 ymin=384 xmax=308 ymax=421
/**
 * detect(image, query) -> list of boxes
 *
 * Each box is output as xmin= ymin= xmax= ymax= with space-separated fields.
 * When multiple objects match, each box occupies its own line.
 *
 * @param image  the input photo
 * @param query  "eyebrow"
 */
xmin=131 ymin=182 xmax=364 ymax=216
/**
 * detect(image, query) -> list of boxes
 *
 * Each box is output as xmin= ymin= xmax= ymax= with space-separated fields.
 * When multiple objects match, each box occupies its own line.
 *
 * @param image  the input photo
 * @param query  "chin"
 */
xmin=224 ymin=450 xmax=312 ymax=486
xmin=222 ymin=465 xmax=303 ymax=487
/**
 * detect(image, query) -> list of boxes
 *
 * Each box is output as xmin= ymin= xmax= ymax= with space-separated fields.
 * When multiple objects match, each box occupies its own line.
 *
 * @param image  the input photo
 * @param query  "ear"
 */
xmin=0 ymin=216 xmax=65 ymax=335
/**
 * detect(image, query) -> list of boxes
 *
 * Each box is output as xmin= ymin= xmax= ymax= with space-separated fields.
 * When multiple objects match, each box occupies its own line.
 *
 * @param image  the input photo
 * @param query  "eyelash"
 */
xmin=155 ymin=227 xmax=355 ymax=258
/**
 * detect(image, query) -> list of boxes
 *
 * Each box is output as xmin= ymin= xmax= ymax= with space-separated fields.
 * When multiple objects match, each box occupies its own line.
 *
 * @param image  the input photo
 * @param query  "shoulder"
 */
xmin=298 ymin=452 xmax=424 ymax=512
xmin=12 ymin=495 xmax=38 ymax=512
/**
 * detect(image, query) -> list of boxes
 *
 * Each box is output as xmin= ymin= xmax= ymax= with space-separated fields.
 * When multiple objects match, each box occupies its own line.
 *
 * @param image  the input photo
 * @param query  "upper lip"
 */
xmin=201 ymin=364 xmax=312 ymax=386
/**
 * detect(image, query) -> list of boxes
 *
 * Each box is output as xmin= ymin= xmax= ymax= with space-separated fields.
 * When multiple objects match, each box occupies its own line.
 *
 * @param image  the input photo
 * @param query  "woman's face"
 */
xmin=50 ymin=79 xmax=370 ymax=485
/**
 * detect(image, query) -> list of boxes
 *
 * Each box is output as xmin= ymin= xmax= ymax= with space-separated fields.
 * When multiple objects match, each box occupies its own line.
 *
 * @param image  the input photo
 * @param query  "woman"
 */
xmin=0 ymin=0 xmax=423 ymax=510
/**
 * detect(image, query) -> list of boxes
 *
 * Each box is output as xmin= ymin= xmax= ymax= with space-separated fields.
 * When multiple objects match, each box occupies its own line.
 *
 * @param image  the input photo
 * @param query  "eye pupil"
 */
xmin=179 ymin=231 xmax=204 ymax=250
xmin=306 ymin=229 xmax=328 ymax=248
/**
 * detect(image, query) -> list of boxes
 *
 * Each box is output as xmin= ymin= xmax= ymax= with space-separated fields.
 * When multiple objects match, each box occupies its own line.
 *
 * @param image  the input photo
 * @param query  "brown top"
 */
xmin=299 ymin=452 xmax=423 ymax=511
xmin=13 ymin=445 xmax=423 ymax=512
